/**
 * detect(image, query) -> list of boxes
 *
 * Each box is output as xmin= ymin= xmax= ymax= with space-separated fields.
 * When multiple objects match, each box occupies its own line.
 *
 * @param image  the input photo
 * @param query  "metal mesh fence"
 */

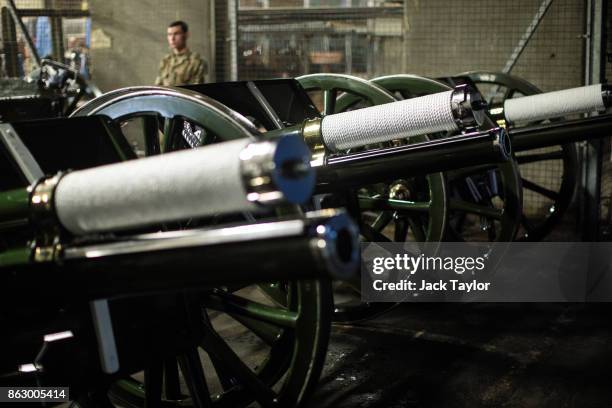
xmin=236 ymin=0 xmax=395 ymax=80
xmin=230 ymin=0 xmax=587 ymax=224
xmin=1 ymin=0 xmax=602 ymax=234
xmin=601 ymin=4 xmax=612 ymax=230
xmin=232 ymin=0 xmax=585 ymax=90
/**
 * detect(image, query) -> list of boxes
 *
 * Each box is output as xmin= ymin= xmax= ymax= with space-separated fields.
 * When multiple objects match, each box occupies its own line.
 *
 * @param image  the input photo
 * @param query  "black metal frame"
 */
xmin=581 ymin=0 xmax=607 ymax=240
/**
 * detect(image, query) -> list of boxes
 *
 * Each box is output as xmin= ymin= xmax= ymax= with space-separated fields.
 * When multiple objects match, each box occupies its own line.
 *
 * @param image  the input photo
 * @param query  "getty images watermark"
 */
xmin=371 ymin=253 xmax=490 ymax=293
xmin=361 ymin=242 xmax=612 ymax=302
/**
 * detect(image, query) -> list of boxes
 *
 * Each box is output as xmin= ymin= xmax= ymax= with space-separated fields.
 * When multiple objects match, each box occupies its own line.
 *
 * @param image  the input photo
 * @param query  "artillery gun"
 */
xmin=447 ymin=72 xmax=612 ymax=241
xmin=0 ymin=114 xmax=360 ymax=407
xmin=71 ymin=78 xmax=512 ymax=323
xmin=362 ymin=73 xmax=612 ymax=243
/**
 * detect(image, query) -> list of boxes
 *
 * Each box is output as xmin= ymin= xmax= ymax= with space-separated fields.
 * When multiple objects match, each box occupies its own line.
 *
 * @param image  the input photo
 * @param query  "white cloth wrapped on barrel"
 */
xmin=320 ymin=90 xmax=459 ymax=152
xmin=55 ymin=137 xmax=313 ymax=235
xmin=504 ymin=84 xmax=605 ymax=124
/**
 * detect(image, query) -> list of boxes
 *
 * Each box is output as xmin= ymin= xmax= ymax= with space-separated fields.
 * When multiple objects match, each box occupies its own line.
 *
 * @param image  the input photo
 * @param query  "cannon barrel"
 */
xmin=504 ymin=83 xmax=610 ymax=125
xmin=2 ymin=210 xmax=359 ymax=298
xmin=0 ymin=135 xmax=314 ymax=236
xmin=267 ymin=84 xmax=487 ymax=154
xmin=314 ymin=127 xmax=510 ymax=191
xmin=319 ymin=84 xmax=485 ymax=151
xmin=509 ymin=114 xmax=612 ymax=152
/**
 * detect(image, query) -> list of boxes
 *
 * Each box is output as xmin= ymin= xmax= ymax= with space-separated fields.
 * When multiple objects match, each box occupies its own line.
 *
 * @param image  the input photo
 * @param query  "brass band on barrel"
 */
xmin=301 ymin=117 xmax=325 ymax=166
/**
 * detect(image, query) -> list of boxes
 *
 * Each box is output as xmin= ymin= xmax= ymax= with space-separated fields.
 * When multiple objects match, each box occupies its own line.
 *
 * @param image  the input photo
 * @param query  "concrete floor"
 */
xmin=66 ymin=215 xmax=612 ymax=407
xmin=307 ymin=303 xmax=612 ymax=408
xmin=60 ymin=300 xmax=612 ymax=408
xmin=307 ymin=216 xmax=612 ymax=407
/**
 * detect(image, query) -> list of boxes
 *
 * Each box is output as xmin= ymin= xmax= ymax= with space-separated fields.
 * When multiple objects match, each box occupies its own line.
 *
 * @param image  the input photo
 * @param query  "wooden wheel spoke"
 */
xmin=406 ymin=216 xmax=427 ymax=242
xmin=503 ymin=87 xmax=515 ymax=101
xmin=516 ymin=150 xmax=563 ymax=164
xmin=446 ymin=164 xmax=498 ymax=180
xmin=521 ymin=178 xmax=559 ymax=200
xmin=258 ymin=283 xmax=288 ymax=306
xmin=394 ymin=217 xmax=409 ymax=242
xmin=360 ymin=222 xmax=392 ymax=242
xmin=370 ymin=211 xmax=393 ymax=232
xmin=449 ymin=199 xmax=503 ymax=220
xmin=162 ymin=116 xmax=181 ymax=152
xmin=359 ymin=195 xmax=431 ymax=213
xmin=207 ymin=290 xmax=298 ymax=329
xmin=178 ymin=348 xmax=213 ymax=408
xmin=144 ymin=361 xmax=163 ymax=408
xmin=202 ymin=327 xmax=278 ymax=407
xmin=163 ymin=358 xmax=182 ymax=401
xmin=229 ymin=314 xmax=283 ymax=345
xmin=323 ymin=89 xmax=338 ymax=115
xmin=209 ymin=353 xmax=240 ymax=391
xmin=142 ymin=115 xmax=161 ymax=156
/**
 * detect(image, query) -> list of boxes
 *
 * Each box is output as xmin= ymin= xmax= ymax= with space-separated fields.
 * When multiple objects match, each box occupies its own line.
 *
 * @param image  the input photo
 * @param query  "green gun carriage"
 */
xmin=0 ymin=113 xmax=360 ymax=407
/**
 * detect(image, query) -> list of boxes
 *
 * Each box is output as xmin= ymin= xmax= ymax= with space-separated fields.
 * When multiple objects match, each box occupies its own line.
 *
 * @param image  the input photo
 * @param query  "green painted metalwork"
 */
xmin=0 ymin=188 xmax=31 ymax=267
xmin=0 ymin=188 xmax=29 ymax=224
xmin=72 ymin=86 xmax=263 ymax=150
xmin=358 ymin=196 xmax=432 ymax=212
xmin=373 ymin=74 xmax=451 ymax=95
xmin=0 ymin=246 xmax=30 ymax=267
xmin=77 ymin=87 xmax=333 ymax=407
xmin=296 ymin=74 xmax=448 ymax=246
xmin=371 ymin=73 xmax=523 ymax=247
xmin=206 ymin=290 xmax=299 ymax=328
xmin=449 ymin=199 xmax=504 ymax=219
xmin=297 ymin=73 xmax=448 ymax=322
xmin=109 ymin=280 xmax=333 ymax=407
xmin=457 ymin=71 xmax=542 ymax=100
xmin=296 ymin=73 xmax=396 ymax=114
xmin=461 ymin=71 xmax=577 ymax=241
xmin=335 ymin=74 xmax=450 ymax=112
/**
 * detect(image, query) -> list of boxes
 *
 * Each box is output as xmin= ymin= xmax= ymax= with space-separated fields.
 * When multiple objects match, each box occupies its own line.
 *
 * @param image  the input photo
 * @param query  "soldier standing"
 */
xmin=155 ymin=21 xmax=207 ymax=86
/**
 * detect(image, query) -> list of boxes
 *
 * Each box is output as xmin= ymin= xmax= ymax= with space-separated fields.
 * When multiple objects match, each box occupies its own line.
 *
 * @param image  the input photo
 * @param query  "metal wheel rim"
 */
xmin=74 ymin=87 xmax=332 ymax=407
xmin=72 ymin=86 xmax=262 ymax=141
xmin=461 ymin=71 xmax=578 ymax=241
xmin=297 ymin=73 xmax=448 ymax=322
xmin=371 ymin=73 xmax=523 ymax=272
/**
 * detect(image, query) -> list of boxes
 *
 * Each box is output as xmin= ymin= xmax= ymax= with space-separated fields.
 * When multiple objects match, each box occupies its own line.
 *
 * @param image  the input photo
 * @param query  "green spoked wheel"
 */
xmin=297 ymin=73 xmax=448 ymax=322
xmin=72 ymin=87 xmax=333 ymax=407
xmin=72 ymin=86 xmax=261 ymax=153
xmin=367 ymin=74 xmax=452 ymax=100
xmin=371 ymin=74 xmax=523 ymax=254
xmin=108 ymin=283 xmax=332 ymax=408
xmin=297 ymin=73 xmax=396 ymax=114
xmin=459 ymin=71 xmax=578 ymax=241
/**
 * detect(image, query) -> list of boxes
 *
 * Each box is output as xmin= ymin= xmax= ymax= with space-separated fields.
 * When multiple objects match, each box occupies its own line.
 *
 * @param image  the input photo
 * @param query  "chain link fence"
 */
xmin=229 ymin=0 xmax=584 ymax=89
xmin=227 ymin=0 xmax=587 ymax=228
xmin=2 ymin=0 xmax=607 ymax=236
xmin=600 ymin=3 xmax=612 ymax=233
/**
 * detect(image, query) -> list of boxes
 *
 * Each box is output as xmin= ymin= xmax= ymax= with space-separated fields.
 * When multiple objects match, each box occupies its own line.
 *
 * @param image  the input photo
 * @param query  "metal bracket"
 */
xmin=90 ymin=299 xmax=120 ymax=374
xmin=0 ymin=123 xmax=44 ymax=184
xmin=30 ymin=173 xmax=65 ymax=263
xmin=502 ymin=0 xmax=554 ymax=75
xmin=5 ymin=0 xmax=41 ymax=67
xmin=247 ymin=81 xmax=285 ymax=130
xmin=487 ymin=0 xmax=554 ymax=100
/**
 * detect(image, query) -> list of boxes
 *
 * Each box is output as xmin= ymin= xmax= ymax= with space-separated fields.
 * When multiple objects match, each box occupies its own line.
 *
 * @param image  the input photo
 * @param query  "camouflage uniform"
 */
xmin=155 ymin=48 xmax=207 ymax=86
